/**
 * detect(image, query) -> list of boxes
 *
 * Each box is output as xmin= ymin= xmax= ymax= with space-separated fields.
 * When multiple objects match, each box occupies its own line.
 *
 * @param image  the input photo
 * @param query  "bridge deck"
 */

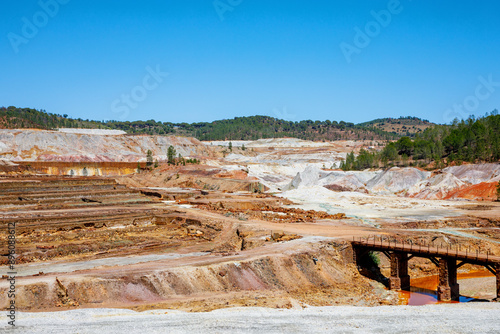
xmin=352 ymin=239 xmax=500 ymax=266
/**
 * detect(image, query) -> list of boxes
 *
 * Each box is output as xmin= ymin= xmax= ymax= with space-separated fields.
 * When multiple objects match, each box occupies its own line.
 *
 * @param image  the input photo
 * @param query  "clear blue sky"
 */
xmin=1 ymin=0 xmax=499 ymax=124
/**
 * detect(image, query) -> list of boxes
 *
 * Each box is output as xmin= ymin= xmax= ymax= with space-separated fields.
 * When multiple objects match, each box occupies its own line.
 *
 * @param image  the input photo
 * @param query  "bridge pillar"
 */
xmin=389 ymin=252 xmax=410 ymax=291
xmin=438 ymin=258 xmax=459 ymax=301
xmin=353 ymin=247 xmax=365 ymax=265
xmin=496 ymin=263 xmax=500 ymax=300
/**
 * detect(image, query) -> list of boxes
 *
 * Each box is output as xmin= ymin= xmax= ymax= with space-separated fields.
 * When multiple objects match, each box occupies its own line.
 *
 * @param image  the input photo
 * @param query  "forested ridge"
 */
xmin=1 ymin=106 xmax=411 ymax=141
xmin=341 ymin=111 xmax=500 ymax=170
xmin=0 ymin=106 xmax=104 ymax=129
xmin=3 ymin=106 xmax=498 ymax=168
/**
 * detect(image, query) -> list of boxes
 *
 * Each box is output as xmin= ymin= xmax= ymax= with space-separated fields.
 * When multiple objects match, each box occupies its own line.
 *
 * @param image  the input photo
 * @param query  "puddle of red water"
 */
xmin=398 ymin=270 xmax=494 ymax=305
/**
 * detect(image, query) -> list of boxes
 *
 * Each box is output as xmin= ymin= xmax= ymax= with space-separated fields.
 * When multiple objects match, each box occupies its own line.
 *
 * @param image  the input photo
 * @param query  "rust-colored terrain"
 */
xmin=0 ymin=175 xmax=386 ymax=311
xmin=1 ymin=171 xmax=499 ymax=312
xmin=1 ymin=133 xmax=500 ymax=313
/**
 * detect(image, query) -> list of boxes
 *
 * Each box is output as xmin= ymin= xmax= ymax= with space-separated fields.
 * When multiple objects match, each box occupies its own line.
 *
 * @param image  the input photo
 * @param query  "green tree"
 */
xmin=402 ymin=153 xmax=409 ymax=167
xmin=167 ymin=146 xmax=176 ymax=164
xmin=146 ymin=149 xmax=153 ymax=167
xmin=396 ymin=136 xmax=413 ymax=156
xmin=341 ymin=152 xmax=356 ymax=171
xmin=496 ymin=181 xmax=500 ymax=202
xmin=228 ymin=141 xmax=233 ymax=152
xmin=381 ymin=142 xmax=398 ymax=161
xmin=356 ymin=149 xmax=375 ymax=170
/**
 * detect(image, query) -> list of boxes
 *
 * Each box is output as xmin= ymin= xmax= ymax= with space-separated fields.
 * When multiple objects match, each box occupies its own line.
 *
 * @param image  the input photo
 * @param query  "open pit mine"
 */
xmin=1 ymin=129 xmax=500 ymax=332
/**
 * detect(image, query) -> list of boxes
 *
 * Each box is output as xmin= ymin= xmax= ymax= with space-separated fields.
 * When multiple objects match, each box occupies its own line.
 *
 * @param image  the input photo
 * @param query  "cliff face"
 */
xmin=0 ymin=129 xmax=214 ymax=162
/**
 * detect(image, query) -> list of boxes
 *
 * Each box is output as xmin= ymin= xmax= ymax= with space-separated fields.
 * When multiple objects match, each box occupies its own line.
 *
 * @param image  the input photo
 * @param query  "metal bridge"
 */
xmin=352 ymin=237 xmax=500 ymax=301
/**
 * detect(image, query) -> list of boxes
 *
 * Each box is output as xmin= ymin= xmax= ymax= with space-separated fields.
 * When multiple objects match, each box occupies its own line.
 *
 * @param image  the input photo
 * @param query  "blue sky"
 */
xmin=1 ymin=0 xmax=499 ymax=124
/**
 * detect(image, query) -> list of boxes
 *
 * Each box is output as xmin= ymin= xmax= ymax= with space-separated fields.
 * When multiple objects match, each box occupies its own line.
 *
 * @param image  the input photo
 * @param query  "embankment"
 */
xmin=0 ymin=241 xmax=396 ymax=311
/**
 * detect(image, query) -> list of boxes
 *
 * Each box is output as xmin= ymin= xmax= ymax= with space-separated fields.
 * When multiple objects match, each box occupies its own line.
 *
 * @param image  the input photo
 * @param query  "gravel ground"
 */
xmin=460 ymin=276 xmax=497 ymax=299
xmin=3 ymin=304 xmax=499 ymax=334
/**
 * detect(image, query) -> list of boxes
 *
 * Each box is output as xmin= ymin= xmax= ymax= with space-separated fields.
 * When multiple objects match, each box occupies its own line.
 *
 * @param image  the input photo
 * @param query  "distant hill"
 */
xmin=170 ymin=116 xmax=400 ymax=141
xmin=358 ymin=116 xmax=434 ymax=137
xmin=1 ymin=106 xmax=428 ymax=141
xmin=342 ymin=112 xmax=500 ymax=170
xmin=0 ymin=106 xmax=104 ymax=130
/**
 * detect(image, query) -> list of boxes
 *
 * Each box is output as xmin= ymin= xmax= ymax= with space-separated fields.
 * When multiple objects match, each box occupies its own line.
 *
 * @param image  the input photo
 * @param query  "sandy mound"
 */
xmin=285 ymin=166 xmax=432 ymax=196
xmin=285 ymin=166 xmax=328 ymax=190
xmin=324 ymin=174 xmax=369 ymax=193
xmin=366 ymin=167 xmax=431 ymax=194
xmin=284 ymin=166 xmax=379 ymax=192
xmin=446 ymin=182 xmax=499 ymax=201
xmin=444 ymin=163 xmax=500 ymax=184
xmin=249 ymin=158 xmax=498 ymax=201
xmin=406 ymin=172 xmax=468 ymax=200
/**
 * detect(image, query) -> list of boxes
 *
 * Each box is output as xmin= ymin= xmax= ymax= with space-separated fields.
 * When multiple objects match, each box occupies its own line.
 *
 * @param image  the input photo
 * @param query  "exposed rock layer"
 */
xmin=0 ymin=129 xmax=213 ymax=162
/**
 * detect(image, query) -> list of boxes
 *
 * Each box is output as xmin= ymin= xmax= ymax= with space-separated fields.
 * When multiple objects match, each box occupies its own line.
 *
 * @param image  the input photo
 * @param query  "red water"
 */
xmin=398 ymin=270 xmax=494 ymax=305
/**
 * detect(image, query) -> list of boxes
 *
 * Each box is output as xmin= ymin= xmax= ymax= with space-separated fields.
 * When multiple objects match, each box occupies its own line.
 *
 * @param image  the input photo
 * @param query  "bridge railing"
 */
xmin=352 ymin=235 xmax=500 ymax=264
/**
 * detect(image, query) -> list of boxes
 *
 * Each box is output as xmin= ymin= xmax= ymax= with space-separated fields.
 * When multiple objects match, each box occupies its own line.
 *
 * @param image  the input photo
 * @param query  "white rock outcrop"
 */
xmin=405 ymin=172 xmax=468 ymax=200
xmin=366 ymin=167 xmax=431 ymax=194
xmin=0 ymin=129 xmax=212 ymax=162
xmin=443 ymin=163 xmax=500 ymax=184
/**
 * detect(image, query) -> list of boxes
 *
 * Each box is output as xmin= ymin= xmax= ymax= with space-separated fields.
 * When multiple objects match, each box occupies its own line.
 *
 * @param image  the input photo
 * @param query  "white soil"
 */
xmin=9 ymin=304 xmax=500 ymax=333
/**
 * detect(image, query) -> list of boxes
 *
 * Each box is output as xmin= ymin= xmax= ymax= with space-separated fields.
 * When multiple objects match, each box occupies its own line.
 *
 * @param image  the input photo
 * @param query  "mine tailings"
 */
xmin=16 ymin=161 xmax=144 ymax=176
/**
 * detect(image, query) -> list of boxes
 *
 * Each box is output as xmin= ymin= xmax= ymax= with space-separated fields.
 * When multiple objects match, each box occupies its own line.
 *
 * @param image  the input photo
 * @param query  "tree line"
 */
xmin=341 ymin=111 xmax=500 ymax=170
xmin=0 ymin=106 xmax=104 ymax=129
xmin=1 ymin=106 xmax=401 ymax=141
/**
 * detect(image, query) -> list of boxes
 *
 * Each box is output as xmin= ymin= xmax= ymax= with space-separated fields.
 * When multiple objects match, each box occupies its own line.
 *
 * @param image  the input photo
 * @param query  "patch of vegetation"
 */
xmin=167 ymin=146 xmax=176 ymax=164
xmin=368 ymin=251 xmax=380 ymax=266
xmin=341 ymin=111 xmax=500 ymax=170
xmin=146 ymin=149 xmax=154 ymax=167
xmin=1 ymin=106 xmax=405 ymax=141
xmin=181 ymin=115 xmax=400 ymax=141
xmin=496 ymin=181 xmax=500 ymax=202
xmin=358 ymin=116 xmax=433 ymax=137
xmin=0 ymin=106 xmax=104 ymax=129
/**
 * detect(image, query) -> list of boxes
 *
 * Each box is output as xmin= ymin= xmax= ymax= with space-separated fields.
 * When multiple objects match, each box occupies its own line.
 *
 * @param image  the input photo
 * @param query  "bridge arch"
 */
xmin=352 ymin=237 xmax=500 ymax=301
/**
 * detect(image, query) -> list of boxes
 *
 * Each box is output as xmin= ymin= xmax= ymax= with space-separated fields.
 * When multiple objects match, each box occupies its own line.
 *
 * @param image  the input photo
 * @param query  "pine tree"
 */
xmin=496 ymin=181 xmax=500 ymax=202
xmin=146 ymin=150 xmax=153 ymax=167
xmin=167 ymin=146 xmax=176 ymax=165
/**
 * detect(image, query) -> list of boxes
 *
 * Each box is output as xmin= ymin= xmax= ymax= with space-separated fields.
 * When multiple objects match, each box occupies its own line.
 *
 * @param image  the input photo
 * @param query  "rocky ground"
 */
xmin=10 ymin=304 xmax=500 ymax=334
xmin=1 ymin=133 xmax=499 ymax=331
xmin=0 ymin=129 xmax=213 ymax=162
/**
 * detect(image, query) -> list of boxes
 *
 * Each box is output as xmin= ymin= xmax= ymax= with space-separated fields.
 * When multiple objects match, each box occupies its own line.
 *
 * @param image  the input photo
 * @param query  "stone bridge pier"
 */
xmin=389 ymin=254 xmax=459 ymax=301
xmin=496 ymin=263 xmax=500 ymax=301
xmin=352 ymin=238 xmax=500 ymax=302
xmin=438 ymin=258 xmax=459 ymax=301
xmin=389 ymin=252 xmax=410 ymax=291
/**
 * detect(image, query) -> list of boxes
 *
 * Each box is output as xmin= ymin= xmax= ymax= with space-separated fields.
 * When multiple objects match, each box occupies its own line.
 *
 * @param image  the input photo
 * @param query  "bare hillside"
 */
xmin=0 ymin=129 xmax=214 ymax=162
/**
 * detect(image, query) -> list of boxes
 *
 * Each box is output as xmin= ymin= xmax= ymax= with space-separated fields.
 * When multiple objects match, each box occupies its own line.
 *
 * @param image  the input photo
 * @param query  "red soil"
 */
xmin=445 ymin=182 xmax=498 ymax=201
